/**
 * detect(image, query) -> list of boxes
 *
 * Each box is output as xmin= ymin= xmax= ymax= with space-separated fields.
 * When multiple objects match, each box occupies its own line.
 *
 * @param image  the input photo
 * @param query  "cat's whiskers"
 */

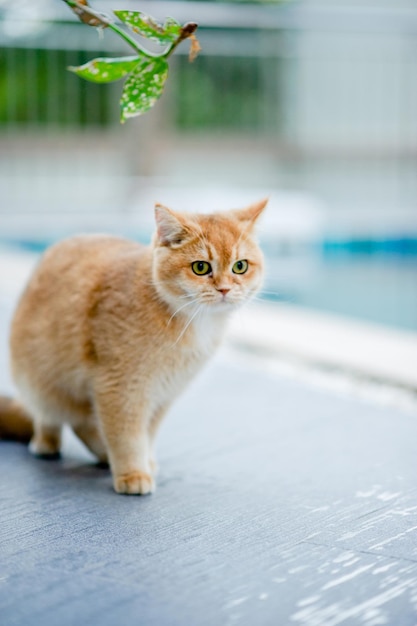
xmin=166 ymin=297 xmax=200 ymax=326
xmin=178 ymin=293 xmax=197 ymax=300
xmin=172 ymin=304 xmax=203 ymax=347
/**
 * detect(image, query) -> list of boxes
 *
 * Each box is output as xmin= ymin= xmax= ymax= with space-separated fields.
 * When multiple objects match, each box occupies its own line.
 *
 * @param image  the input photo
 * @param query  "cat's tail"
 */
xmin=0 ymin=396 xmax=33 ymax=443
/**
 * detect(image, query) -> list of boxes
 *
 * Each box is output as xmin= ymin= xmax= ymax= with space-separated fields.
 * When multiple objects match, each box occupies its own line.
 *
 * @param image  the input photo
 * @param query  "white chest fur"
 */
xmin=148 ymin=311 xmax=226 ymax=411
xmin=192 ymin=309 xmax=226 ymax=356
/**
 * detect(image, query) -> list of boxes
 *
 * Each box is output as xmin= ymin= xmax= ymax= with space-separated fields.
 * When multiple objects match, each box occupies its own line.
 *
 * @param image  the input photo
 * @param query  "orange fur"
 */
xmin=0 ymin=396 xmax=33 ymax=442
xmin=0 ymin=199 xmax=267 ymax=494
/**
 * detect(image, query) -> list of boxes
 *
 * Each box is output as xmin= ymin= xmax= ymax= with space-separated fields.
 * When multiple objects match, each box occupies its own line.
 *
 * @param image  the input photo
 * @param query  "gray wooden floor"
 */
xmin=1 ymin=301 xmax=417 ymax=625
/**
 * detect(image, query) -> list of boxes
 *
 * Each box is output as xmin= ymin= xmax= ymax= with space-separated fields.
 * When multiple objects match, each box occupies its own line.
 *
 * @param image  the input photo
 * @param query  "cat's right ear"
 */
xmin=154 ymin=204 xmax=190 ymax=247
xmin=234 ymin=197 xmax=269 ymax=226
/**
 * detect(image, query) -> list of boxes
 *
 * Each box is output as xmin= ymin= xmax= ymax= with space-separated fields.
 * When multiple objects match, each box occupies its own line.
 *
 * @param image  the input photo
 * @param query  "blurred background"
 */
xmin=1 ymin=0 xmax=416 ymax=332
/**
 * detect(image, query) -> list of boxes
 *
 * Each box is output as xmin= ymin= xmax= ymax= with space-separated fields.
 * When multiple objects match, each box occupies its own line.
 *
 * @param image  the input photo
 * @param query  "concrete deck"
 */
xmin=1 ymin=250 xmax=417 ymax=625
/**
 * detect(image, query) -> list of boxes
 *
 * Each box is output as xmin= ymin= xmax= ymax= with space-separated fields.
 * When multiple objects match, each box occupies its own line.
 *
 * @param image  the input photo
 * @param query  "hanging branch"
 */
xmin=63 ymin=0 xmax=200 ymax=123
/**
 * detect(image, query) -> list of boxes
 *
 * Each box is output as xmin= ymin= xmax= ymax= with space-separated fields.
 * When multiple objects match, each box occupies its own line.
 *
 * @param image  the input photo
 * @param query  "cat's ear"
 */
xmin=233 ymin=197 xmax=268 ymax=227
xmin=154 ymin=204 xmax=191 ymax=247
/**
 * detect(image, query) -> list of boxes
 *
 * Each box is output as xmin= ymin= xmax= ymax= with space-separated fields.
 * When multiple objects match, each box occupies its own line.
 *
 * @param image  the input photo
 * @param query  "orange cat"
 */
xmin=0 ymin=200 xmax=267 ymax=494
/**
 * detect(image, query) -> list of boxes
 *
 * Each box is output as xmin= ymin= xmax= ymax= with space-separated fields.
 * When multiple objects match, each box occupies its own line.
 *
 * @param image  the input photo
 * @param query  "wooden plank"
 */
xmin=1 ymin=342 xmax=417 ymax=625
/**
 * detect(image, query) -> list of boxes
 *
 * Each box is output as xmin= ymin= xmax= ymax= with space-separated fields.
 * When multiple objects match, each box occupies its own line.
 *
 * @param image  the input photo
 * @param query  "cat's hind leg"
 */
xmin=73 ymin=421 xmax=108 ymax=465
xmin=19 ymin=385 xmax=94 ymax=460
xmin=29 ymin=422 xmax=62 ymax=459
xmin=30 ymin=400 xmax=108 ymax=464
xmin=12 ymin=379 xmax=64 ymax=458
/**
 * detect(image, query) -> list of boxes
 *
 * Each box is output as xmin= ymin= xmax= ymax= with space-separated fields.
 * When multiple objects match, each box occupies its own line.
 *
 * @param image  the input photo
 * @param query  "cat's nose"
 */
xmin=217 ymin=288 xmax=231 ymax=296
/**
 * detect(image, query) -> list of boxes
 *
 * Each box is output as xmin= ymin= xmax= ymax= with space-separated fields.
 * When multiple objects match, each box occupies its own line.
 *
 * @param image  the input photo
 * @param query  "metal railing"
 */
xmin=0 ymin=1 xmax=416 ymax=236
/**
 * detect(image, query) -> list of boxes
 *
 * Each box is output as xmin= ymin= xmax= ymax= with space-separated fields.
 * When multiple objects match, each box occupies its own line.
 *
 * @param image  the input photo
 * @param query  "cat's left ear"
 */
xmin=154 ymin=204 xmax=191 ymax=247
xmin=233 ymin=197 xmax=268 ymax=227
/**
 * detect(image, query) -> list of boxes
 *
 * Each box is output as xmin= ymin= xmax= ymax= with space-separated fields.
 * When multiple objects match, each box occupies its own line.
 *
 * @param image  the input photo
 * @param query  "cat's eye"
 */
xmin=232 ymin=260 xmax=249 ymax=274
xmin=192 ymin=261 xmax=212 ymax=276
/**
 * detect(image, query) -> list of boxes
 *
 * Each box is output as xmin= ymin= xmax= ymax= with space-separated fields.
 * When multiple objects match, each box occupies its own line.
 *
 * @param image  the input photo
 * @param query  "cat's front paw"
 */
xmin=114 ymin=471 xmax=155 ymax=495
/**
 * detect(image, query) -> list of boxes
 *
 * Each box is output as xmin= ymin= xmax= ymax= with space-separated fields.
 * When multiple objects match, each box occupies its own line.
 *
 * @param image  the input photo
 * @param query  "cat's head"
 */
xmin=152 ymin=199 xmax=267 ymax=314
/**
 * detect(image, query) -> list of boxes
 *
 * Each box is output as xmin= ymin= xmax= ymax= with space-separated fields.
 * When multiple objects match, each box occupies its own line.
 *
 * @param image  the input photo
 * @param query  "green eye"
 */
xmin=192 ymin=261 xmax=212 ymax=276
xmin=232 ymin=260 xmax=248 ymax=274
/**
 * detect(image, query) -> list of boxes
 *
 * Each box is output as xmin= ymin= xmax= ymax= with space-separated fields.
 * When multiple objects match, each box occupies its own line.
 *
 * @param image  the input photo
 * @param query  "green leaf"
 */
xmin=68 ymin=56 xmax=141 ymax=84
xmin=114 ymin=10 xmax=181 ymax=45
xmin=120 ymin=56 xmax=168 ymax=122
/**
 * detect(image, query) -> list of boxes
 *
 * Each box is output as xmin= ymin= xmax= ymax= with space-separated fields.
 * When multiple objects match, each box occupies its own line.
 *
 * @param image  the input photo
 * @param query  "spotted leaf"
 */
xmin=114 ymin=10 xmax=181 ymax=45
xmin=68 ymin=56 xmax=141 ymax=83
xmin=120 ymin=56 xmax=169 ymax=122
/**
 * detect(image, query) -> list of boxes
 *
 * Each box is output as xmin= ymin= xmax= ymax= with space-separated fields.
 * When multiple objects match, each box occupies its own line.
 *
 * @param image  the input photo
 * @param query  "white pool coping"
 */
xmin=228 ymin=302 xmax=417 ymax=391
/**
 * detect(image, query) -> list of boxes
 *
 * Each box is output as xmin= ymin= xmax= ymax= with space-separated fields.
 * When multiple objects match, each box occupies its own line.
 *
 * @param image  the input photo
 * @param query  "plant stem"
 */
xmin=109 ymin=23 xmax=155 ymax=58
xmin=163 ymin=22 xmax=198 ymax=59
xmin=62 ymin=0 xmax=154 ymax=58
xmin=62 ymin=1 xmax=199 ymax=62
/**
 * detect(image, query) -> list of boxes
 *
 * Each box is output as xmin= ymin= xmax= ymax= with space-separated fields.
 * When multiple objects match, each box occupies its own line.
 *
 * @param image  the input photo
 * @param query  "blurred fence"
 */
xmin=1 ymin=0 xmax=417 ymax=236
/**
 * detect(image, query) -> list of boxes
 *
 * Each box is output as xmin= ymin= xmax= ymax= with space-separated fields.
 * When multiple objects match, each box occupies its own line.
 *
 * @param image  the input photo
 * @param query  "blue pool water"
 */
xmin=5 ymin=238 xmax=417 ymax=334
xmin=264 ymin=252 xmax=417 ymax=333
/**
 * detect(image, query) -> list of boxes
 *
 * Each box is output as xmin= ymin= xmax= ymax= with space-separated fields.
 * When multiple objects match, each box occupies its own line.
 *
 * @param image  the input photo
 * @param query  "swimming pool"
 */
xmin=4 ymin=237 xmax=417 ymax=334
xmin=263 ymin=242 xmax=417 ymax=333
